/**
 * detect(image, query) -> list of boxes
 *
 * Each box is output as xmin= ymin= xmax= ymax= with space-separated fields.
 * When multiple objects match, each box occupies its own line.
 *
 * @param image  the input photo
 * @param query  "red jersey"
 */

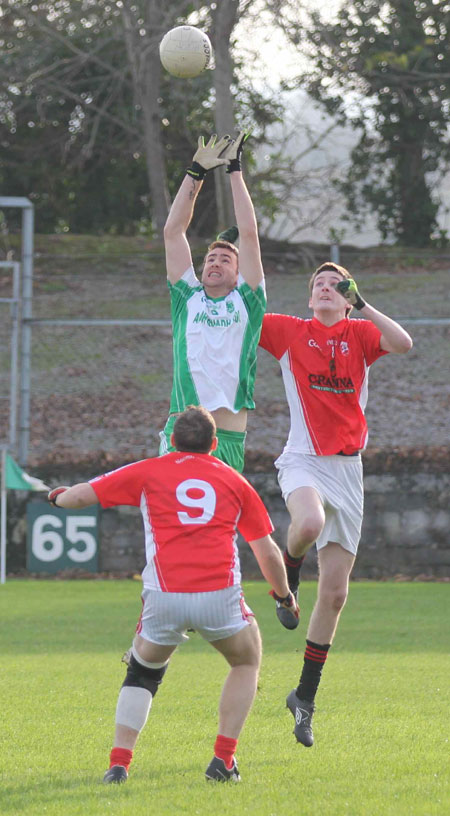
xmin=90 ymin=452 xmax=273 ymax=592
xmin=259 ymin=314 xmax=388 ymax=455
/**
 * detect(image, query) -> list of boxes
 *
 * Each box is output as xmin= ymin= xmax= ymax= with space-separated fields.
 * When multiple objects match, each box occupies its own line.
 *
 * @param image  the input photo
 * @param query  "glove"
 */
xmin=269 ymin=589 xmax=300 ymax=623
xmin=186 ymin=134 xmax=231 ymax=181
xmin=216 ymin=225 xmax=239 ymax=244
xmin=48 ymin=486 xmax=69 ymax=507
xmin=223 ymin=130 xmax=249 ymax=173
xmin=335 ymin=278 xmax=366 ymax=310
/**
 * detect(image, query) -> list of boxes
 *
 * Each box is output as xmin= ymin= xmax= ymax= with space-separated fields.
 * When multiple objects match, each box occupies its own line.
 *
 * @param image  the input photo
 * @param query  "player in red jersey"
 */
xmin=48 ymin=405 xmax=298 ymax=784
xmin=259 ymin=262 xmax=412 ymax=747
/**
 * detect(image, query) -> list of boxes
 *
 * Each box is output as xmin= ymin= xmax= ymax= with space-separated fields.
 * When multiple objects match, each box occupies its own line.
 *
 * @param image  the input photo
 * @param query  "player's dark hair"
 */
xmin=309 ymin=262 xmax=352 ymax=315
xmin=173 ymin=405 xmax=217 ymax=453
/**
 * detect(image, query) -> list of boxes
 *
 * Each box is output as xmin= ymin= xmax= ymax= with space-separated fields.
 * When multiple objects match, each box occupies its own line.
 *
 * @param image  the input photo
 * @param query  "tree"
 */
xmin=270 ymin=0 xmax=450 ymax=246
xmin=2 ymin=0 xmax=329 ymax=241
xmin=210 ymin=0 xmax=240 ymax=227
xmin=120 ymin=0 xmax=172 ymax=237
xmin=1 ymin=0 xmax=273 ymax=237
xmin=252 ymin=98 xmax=346 ymax=244
xmin=0 ymin=0 xmax=157 ymax=232
xmin=0 ymin=0 xmax=222 ymax=236
xmin=1 ymin=0 xmax=286 ymax=238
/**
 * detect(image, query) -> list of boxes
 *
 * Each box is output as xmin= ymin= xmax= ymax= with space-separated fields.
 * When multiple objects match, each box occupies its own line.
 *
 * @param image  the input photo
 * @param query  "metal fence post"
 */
xmin=330 ymin=243 xmax=340 ymax=264
xmin=10 ymin=264 xmax=20 ymax=452
xmin=18 ymin=204 xmax=34 ymax=465
xmin=0 ymin=261 xmax=20 ymax=453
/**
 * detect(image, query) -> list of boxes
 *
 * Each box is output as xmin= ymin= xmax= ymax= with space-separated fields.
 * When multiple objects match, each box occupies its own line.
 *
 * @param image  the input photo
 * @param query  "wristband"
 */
xmin=226 ymin=157 xmax=241 ymax=174
xmin=353 ymin=292 xmax=366 ymax=310
xmin=186 ymin=161 xmax=207 ymax=181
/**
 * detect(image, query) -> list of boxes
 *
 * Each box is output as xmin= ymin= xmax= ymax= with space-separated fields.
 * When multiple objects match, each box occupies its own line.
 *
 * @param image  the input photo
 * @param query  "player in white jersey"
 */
xmin=48 ymin=406 xmax=298 ymax=784
xmin=160 ymin=132 xmax=266 ymax=472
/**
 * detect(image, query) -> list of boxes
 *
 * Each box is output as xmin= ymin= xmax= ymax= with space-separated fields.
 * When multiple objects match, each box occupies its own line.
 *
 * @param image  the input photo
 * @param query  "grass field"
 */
xmin=0 ymin=580 xmax=448 ymax=816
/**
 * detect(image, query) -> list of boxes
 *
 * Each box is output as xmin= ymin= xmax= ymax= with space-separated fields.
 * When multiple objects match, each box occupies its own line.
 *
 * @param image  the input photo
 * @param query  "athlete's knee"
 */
xmin=289 ymin=515 xmax=322 ymax=547
xmin=237 ymin=622 xmax=261 ymax=666
xmin=320 ymin=585 xmax=348 ymax=613
xmin=122 ymin=654 xmax=169 ymax=697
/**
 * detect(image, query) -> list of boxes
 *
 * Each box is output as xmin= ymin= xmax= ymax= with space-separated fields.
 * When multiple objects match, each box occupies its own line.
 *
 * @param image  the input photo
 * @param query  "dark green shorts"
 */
xmin=159 ymin=416 xmax=246 ymax=473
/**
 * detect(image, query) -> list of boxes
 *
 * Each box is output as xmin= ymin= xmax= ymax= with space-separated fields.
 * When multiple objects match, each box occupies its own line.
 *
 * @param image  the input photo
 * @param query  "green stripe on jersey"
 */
xmin=235 ymin=282 xmax=266 ymax=410
xmin=170 ymin=279 xmax=201 ymax=411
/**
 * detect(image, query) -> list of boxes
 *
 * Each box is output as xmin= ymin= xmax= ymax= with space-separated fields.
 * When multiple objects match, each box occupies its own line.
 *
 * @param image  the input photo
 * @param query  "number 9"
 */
xmin=176 ymin=479 xmax=216 ymax=525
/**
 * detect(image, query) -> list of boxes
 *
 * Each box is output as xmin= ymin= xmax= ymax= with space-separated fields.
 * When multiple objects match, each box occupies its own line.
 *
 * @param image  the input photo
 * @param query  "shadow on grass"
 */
xmin=0 ymin=761 xmax=220 ymax=813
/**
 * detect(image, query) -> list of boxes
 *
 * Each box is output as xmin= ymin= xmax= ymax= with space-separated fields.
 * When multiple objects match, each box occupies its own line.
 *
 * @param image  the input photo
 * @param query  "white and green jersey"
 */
xmin=168 ymin=266 xmax=266 ymax=414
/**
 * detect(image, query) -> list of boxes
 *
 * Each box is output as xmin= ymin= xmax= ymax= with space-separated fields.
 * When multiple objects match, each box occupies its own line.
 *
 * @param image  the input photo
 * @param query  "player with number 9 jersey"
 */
xmin=90 ymin=451 xmax=273 ymax=593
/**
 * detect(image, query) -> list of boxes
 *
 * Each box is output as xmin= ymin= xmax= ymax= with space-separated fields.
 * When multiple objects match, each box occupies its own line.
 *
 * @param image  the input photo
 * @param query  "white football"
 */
xmin=159 ymin=25 xmax=212 ymax=79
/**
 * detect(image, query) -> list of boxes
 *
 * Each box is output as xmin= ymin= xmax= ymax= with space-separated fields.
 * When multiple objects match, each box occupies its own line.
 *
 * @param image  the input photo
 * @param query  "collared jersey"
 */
xmin=90 ymin=451 xmax=273 ymax=592
xmin=259 ymin=314 xmax=388 ymax=455
xmin=168 ymin=266 xmax=266 ymax=414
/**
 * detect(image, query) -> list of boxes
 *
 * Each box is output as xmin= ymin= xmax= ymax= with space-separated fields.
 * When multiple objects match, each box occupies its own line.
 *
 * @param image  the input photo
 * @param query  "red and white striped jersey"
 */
xmin=90 ymin=452 xmax=273 ymax=592
xmin=259 ymin=314 xmax=388 ymax=455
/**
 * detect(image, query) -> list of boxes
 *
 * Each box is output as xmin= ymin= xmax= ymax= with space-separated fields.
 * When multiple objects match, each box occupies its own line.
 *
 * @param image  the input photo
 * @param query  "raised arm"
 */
xmin=225 ymin=133 xmax=264 ymax=290
xmin=164 ymin=135 xmax=231 ymax=284
xmin=229 ymin=172 xmax=264 ymax=290
xmin=336 ymin=278 xmax=413 ymax=353
xmin=360 ymin=304 xmax=413 ymax=353
xmin=163 ymin=175 xmax=201 ymax=284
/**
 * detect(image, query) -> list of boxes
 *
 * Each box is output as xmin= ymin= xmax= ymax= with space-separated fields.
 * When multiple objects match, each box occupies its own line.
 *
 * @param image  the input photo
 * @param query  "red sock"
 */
xmin=109 ymin=746 xmax=133 ymax=771
xmin=214 ymin=734 xmax=238 ymax=770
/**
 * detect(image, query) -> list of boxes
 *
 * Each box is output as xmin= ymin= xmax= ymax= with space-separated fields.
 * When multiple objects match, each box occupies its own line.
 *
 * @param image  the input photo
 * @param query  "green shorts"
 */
xmin=159 ymin=416 xmax=246 ymax=473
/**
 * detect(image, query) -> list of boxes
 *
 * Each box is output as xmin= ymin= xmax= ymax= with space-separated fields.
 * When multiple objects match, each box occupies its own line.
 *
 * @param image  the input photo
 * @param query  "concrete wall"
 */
xmin=247 ymin=469 xmax=450 ymax=580
xmin=5 ymin=455 xmax=450 ymax=579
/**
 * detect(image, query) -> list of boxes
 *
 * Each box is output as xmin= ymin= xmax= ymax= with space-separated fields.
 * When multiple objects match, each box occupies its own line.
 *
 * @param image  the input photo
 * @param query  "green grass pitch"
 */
xmin=0 ymin=579 xmax=448 ymax=815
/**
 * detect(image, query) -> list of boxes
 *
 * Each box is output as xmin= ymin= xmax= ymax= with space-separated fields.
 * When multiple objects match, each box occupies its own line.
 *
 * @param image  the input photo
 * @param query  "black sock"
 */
xmin=296 ymin=640 xmax=331 ymax=703
xmin=283 ymin=551 xmax=305 ymax=593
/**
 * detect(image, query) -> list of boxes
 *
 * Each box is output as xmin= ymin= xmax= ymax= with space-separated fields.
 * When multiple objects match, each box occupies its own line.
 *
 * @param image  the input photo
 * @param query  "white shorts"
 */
xmin=136 ymin=585 xmax=254 ymax=646
xmin=275 ymin=451 xmax=364 ymax=555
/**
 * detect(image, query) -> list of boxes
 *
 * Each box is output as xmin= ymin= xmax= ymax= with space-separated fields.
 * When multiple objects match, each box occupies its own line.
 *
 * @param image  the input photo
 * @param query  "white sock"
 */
xmin=115 ymin=686 xmax=152 ymax=732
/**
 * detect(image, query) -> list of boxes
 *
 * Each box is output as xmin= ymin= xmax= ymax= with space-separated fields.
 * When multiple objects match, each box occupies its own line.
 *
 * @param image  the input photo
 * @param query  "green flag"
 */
xmin=4 ymin=454 xmax=49 ymax=491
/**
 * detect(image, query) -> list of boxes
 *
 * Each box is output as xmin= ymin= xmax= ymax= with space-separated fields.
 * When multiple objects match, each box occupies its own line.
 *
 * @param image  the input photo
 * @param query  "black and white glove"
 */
xmin=48 ymin=486 xmax=69 ymax=507
xmin=223 ymin=130 xmax=249 ymax=173
xmin=335 ymin=278 xmax=366 ymax=310
xmin=186 ymin=134 xmax=231 ymax=181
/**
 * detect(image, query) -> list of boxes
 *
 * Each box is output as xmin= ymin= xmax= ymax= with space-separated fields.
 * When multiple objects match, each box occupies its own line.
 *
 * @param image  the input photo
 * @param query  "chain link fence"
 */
xmin=4 ymin=246 xmax=450 ymax=466
xmin=29 ymin=320 xmax=173 ymax=463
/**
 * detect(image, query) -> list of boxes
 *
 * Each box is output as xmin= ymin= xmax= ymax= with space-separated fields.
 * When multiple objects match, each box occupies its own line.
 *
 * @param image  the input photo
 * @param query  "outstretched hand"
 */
xmin=335 ymin=277 xmax=366 ymax=310
xmin=186 ymin=134 xmax=231 ymax=180
xmin=223 ymin=130 xmax=249 ymax=173
xmin=48 ymin=486 xmax=69 ymax=507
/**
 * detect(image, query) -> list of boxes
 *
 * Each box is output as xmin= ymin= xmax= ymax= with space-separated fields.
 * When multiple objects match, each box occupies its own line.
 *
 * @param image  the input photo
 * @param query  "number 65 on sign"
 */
xmin=26 ymin=501 xmax=99 ymax=574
